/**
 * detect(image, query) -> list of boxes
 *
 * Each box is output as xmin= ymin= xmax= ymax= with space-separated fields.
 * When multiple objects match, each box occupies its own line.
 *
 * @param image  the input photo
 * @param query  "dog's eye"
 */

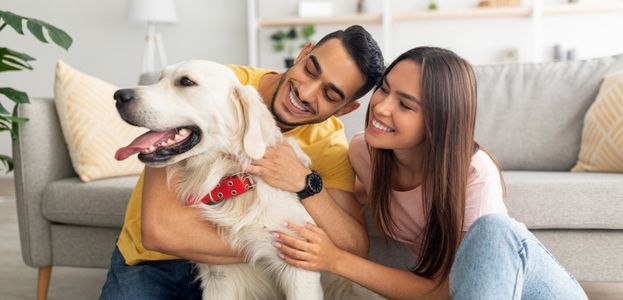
xmin=179 ymin=76 xmax=196 ymax=87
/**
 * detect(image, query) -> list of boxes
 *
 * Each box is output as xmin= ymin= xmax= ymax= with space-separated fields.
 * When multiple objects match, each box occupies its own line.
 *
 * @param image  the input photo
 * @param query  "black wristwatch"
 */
xmin=296 ymin=170 xmax=323 ymax=200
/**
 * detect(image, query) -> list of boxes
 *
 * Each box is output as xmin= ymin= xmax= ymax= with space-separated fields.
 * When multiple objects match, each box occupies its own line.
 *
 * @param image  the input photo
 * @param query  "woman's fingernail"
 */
xmin=283 ymin=222 xmax=289 ymax=227
xmin=270 ymin=231 xmax=279 ymax=238
xmin=278 ymin=252 xmax=285 ymax=259
xmin=272 ymin=241 xmax=282 ymax=248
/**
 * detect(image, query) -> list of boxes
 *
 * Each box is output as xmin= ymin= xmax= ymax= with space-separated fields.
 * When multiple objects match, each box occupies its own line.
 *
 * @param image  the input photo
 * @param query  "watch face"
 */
xmin=308 ymin=172 xmax=323 ymax=193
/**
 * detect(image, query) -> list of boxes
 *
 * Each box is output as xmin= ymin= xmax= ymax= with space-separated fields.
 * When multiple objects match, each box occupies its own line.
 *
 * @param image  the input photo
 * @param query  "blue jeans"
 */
xmin=450 ymin=214 xmax=588 ymax=300
xmin=99 ymin=247 xmax=202 ymax=300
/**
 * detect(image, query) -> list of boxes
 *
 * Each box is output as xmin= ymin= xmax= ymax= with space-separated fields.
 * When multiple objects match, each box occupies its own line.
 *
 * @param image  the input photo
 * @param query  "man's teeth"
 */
xmin=141 ymin=128 xmax=193 ymax=154
xmin=372 ymin=119 xmax=394 ymax=132
xmin=289 ymin=90 xmax=309 ymax=112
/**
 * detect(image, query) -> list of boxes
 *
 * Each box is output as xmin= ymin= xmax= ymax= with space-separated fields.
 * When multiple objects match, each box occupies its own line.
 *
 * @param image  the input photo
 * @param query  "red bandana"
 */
xmin=187 ymin=173 xmax=255 ymax=205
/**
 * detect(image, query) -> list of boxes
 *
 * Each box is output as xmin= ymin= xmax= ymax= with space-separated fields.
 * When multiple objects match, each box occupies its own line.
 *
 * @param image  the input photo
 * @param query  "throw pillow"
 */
xmin=572 ymin=69 xmax=623 ymax=172
xmin=54 ymin=60 xmax=145 ymax=182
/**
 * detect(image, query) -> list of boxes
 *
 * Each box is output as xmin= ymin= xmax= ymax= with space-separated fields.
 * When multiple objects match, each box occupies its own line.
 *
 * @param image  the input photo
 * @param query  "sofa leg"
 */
xmin=37 ymin=266 xmax=52 ymax=300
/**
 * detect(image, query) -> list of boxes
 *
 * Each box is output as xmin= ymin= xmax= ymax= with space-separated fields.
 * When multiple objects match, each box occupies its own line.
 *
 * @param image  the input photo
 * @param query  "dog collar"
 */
xmin=187 ymin=173 xmax=255 ymax=205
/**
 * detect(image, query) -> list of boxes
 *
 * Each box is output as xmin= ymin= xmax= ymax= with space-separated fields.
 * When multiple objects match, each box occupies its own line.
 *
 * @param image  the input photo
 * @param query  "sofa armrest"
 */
xmin=12 ymin=97 xmax=76 ymax=267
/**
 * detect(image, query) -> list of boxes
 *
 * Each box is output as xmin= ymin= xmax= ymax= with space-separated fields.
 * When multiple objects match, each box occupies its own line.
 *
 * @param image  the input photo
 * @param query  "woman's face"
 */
xmin=365 ymin=59 xmax=426 ymax=151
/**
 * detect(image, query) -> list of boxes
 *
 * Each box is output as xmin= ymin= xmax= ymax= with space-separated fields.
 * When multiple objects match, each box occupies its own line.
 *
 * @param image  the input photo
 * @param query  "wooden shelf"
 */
xmin=258 ymin=13 xmax=382 ymax=27
xmin=394 ymin=7 xmax=532 ymax=21
xmin=256 ymin=4 xmax=623 ymax=27
xmin=543 ymin=3 xmax=623 ymax=16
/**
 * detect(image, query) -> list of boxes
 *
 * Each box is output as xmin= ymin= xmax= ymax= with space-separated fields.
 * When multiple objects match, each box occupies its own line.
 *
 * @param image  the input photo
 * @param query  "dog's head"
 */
xmin=114 ymin=60 xmax=277 ymax=167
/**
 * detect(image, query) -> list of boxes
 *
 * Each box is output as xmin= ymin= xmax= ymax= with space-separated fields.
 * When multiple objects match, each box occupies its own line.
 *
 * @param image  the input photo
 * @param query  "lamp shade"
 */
xmin=128 ymin=0 xmax=177 ymax=24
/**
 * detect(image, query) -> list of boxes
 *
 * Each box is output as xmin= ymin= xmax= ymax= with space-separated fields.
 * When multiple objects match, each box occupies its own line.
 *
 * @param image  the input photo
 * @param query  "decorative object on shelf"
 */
xmin=498 ymin=48 xmax=519 ymax=63
xmin=270 ymin=25 xmax=315 ymax=68
xmin=357 ymin=0 xmax=365 ymax=14
xmin=298 ymin=1 xmax=333 ymax=17
xmin=127 ymin=0 xmax=177 ymax=74
xmin=553 ymin=44 xmax=564 ymax=61
xmin=428 ymin=1 xmax=439 ymax=11
xmin=478 ymin=0 xmax=522 ymax=7
xmin=0 ymin=10 xmax=72 ymax=172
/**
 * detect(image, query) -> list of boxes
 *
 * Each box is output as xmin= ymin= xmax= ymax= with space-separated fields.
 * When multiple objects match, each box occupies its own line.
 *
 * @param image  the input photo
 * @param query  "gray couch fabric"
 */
xmin=474 ymin=53 xmax=623 ymax=170
xmin=503 ymin=171 xmax=623 ymax=229
xmin=13 ymin=54 xmax=623 ymax=282
xmin=42 ymin=176 xmax=136 ymax=228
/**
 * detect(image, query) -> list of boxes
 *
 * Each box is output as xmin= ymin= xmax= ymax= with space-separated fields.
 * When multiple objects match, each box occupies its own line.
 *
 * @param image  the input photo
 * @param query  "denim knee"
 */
xmin=468 ymin=214 xmax=524 ymax=242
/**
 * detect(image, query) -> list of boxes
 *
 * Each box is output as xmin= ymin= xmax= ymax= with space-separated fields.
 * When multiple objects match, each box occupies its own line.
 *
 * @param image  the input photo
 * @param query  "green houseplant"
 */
xmin=0 ymin=10 xmax=72 ymax=172
xmin=270 ymin=25 xmax=315 ymax=68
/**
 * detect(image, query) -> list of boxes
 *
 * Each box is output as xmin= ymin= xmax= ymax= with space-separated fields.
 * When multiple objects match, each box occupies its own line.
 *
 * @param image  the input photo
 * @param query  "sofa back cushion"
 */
xmin=54 ymin=61 xmax=145 ymax=182
xmin=473 ymin=54 xmax=623 ymax=171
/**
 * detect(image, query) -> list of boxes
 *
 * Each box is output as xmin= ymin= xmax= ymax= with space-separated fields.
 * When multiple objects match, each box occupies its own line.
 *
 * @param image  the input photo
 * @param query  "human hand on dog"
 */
xmin=271 ymin=222 xmax=344 ymax=273
xmin=246 ymin=141 xmax=310 ymax=193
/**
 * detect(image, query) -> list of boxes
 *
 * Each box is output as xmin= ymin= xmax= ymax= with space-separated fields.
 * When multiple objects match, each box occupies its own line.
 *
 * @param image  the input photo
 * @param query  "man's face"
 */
xmin=270 ymin=39 xmax=365 ymax=129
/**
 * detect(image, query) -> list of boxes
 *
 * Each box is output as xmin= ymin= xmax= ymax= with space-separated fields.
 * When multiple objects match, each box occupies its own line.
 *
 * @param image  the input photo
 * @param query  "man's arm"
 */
xmin=141 ymin=166 xmax=245 ymax=264
xmin=247 ymin=141 xmax=368 ymax=257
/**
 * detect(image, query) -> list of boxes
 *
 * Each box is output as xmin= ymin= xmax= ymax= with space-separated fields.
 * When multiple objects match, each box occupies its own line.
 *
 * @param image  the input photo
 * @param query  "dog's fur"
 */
xmin=115 ymin=60 xmax=382 ymax=300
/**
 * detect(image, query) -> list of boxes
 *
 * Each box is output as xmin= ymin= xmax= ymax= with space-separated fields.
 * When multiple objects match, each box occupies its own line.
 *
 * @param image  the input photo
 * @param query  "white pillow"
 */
xmin=54 ymin=60 xmax=145 ymax=182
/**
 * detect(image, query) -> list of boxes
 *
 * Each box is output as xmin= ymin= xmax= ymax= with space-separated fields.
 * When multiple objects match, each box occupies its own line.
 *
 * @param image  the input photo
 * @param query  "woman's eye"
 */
xmin=399 ymin=100 xmax=412 ymax=110
xmin=180 ymin=76 xmax=195 ymax=87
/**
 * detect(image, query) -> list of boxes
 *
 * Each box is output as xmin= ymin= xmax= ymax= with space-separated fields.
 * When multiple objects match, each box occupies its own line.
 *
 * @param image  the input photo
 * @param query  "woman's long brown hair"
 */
xmin=367 ymin=47 xmax=481 ymax=283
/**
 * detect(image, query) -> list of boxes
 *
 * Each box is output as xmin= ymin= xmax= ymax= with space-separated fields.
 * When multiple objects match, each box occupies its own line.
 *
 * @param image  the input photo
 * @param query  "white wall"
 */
xmin=0 ymin=0 xmax=248 ymax=176
xmin=2 ymin=0 xmax=623 ymax=176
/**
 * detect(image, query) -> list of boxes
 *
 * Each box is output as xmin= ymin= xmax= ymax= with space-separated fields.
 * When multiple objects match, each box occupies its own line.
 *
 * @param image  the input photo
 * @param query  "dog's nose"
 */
xmin=114 ymin=89 xmax=135 ymax=104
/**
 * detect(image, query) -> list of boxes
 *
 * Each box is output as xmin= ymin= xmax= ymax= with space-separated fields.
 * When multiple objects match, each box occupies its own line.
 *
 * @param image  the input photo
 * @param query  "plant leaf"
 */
xmin=287 ymin=27 xmax=297 ymax=39
xmin=34 ymin=19 xmax=72 ymax=50
xmin=0 ymin=87 xmax=30 ymax=104
xmin=0 ymin=102 xmax=8 ymax=114
xmin=301 ymin=25 xmax=315 ymax=38
xmin=3 ymin=115 xmax=29 ymax=124
xmin=1 ymin=11 xmax=25 ymax=35
xmin=0 ymin=154 xmax=13 ymax=173
xmin=0 ymin=47 xmax=35 ymax=72
xmin=26 ymin=19 xmax=47 ymax=44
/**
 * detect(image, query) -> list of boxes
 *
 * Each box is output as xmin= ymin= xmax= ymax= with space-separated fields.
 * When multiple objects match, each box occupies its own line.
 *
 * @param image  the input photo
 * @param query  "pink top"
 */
xmin=349 ymin=133 xmax=508 ymax=256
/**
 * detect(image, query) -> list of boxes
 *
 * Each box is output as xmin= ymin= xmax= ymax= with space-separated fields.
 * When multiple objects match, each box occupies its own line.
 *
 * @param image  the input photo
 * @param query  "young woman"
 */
xmin=271 ymin=47 xmax=588 ymax=299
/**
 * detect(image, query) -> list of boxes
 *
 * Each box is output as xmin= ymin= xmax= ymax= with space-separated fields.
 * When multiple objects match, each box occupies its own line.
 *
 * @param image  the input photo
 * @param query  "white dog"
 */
xmin=114 ymin=60 xmax=380 ymax=300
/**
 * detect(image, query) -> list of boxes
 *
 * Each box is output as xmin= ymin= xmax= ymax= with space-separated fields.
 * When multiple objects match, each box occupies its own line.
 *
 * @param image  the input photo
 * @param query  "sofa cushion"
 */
xmin=474 ymin=53 xmax=623 ymax=171
xmin=572 ymin=69 xmax=623 ymax=172
xmin=503 ymin=171 xmax=623 ymax=229
xmin=54 ymin=61 xmax=145 ymax=182
xmin=42 ymin=176 xmax=138 ymax=227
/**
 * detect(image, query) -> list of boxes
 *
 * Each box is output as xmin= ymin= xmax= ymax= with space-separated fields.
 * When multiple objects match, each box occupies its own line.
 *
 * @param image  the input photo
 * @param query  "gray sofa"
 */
xmin=13 ymin=54 xmax=623 ymax=298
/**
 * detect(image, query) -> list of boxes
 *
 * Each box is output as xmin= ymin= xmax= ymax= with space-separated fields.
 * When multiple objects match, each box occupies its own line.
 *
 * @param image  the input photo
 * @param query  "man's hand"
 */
xmin=246 ymin=141 xmax=310 ymax=193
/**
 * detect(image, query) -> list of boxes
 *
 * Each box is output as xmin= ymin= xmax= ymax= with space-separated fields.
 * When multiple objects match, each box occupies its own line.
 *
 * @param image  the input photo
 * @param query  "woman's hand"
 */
xmin=272 ymin=222 xmax=344 ymax=273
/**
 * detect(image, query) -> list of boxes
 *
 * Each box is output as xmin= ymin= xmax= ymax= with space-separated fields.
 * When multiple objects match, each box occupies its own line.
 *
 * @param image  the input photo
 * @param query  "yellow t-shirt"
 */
xmin=117 ymin=64 xmax=356 ymax=265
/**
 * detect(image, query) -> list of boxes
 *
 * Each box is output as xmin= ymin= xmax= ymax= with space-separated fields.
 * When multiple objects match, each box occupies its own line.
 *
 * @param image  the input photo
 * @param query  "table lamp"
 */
xmin=128 ymin=0 xmax=177 ymax=74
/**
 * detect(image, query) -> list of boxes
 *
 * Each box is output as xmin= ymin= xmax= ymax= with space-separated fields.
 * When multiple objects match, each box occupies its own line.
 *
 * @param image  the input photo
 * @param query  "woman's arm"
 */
xmin=274 ymin=223 xmax=449 ymax=300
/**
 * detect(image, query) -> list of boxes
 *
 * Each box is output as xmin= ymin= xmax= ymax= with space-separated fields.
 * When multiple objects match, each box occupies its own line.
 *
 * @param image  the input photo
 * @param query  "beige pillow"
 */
xmin=572 ymin=69 xmax=623 ymax=172
xmin=54 ymin=60 xmax=145 ymax=182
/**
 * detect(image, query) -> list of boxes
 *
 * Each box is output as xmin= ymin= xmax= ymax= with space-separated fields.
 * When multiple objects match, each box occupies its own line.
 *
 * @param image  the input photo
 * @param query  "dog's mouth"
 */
xmin=115 ymin=126 xmax=202 ymax=163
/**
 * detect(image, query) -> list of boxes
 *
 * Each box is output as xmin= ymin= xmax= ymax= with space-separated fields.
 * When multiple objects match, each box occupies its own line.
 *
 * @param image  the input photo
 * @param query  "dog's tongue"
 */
xmin=115 ymin=129 xmax=177 ymax=161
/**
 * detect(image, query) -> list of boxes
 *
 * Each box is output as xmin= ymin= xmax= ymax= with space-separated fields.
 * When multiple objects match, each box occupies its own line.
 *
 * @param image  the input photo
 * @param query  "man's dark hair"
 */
xmin=315 ymin=25 xmax=384 ymax=101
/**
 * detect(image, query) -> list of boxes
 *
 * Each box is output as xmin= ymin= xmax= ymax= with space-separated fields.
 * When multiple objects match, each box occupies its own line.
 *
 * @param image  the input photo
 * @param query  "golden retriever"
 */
xmin=113 ymin=60 xmax=381 ymax=300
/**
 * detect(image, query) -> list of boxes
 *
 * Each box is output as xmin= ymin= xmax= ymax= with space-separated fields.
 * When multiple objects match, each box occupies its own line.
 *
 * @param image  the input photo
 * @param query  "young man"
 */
xmin=100 ymin=25 xmax=384 ymax=299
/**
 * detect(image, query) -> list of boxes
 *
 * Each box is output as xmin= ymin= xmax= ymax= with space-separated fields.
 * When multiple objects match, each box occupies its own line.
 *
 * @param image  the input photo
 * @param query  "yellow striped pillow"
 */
xmin=572 ymin=69 xmax=623 ymax=172
xmin=54 ymin=60 xmax=145 ymax=182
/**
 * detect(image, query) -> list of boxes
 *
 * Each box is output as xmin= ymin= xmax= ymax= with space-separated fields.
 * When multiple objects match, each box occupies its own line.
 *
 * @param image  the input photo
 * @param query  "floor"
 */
xmin=1 ymin=178 xmax=622 ymax=299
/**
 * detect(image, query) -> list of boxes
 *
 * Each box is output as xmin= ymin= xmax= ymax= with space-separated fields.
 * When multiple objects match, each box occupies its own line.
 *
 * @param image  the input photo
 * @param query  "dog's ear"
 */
xmin=233 ymin=85 xmax=276 ymax=160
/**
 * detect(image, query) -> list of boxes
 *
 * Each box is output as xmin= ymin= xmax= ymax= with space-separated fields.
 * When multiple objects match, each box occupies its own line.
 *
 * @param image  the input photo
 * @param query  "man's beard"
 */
xmin=270 ymin=72 xmax=330 ymax=129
